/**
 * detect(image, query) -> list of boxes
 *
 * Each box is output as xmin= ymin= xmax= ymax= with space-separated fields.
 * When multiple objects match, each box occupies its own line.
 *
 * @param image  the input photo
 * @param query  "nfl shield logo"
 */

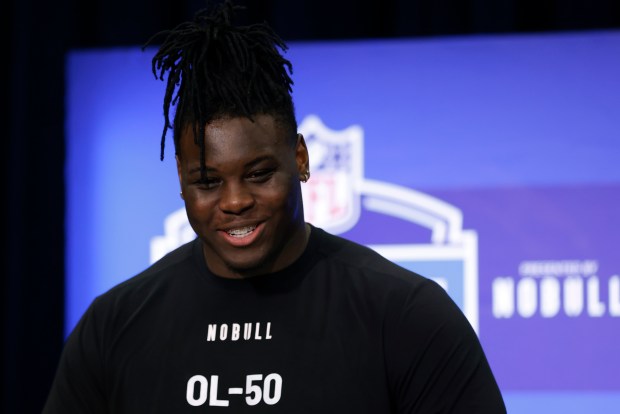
xmin=298 ymin=115 xmax=364 ymax=234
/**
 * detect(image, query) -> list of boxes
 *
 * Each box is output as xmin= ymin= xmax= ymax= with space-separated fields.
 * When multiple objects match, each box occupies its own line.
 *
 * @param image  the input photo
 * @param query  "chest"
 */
xmin=105 ymin=285 xmax=392 ymax=413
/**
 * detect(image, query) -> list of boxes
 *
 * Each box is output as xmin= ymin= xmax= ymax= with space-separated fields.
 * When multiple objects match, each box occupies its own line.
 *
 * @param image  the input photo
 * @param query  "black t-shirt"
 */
xmin=43 ymin=226 xmax=506 ymax=413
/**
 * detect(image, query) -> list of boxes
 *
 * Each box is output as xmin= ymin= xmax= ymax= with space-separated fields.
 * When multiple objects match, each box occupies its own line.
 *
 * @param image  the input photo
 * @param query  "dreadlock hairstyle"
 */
xmin=143 ymin=0 xmax=297 ymax=172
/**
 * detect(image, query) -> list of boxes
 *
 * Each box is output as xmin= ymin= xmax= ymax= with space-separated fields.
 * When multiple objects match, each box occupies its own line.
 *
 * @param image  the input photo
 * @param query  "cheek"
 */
xmin=184 ymin=196 xmax=216 ymax=224
xmin=264 ymin=177 xmax=298 ymax=205
xmin=266 ymin=181 xmax=303 ymax=219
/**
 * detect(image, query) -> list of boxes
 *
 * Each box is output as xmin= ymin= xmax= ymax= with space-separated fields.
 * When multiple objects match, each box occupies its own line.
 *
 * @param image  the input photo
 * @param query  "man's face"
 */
xmin=176 ymin=114 xmax=309 ymax=279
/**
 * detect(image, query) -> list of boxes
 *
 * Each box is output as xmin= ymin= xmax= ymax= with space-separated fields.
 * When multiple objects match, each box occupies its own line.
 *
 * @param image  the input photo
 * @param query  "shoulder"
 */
xmin=110 ymin=238 xmax=196 ymax=290
xmin=310 ymin=226 xmax=460 ymax=322
xmin=311 ymin=226 xmax=429 ymax=289
xmin=90 ymin=238 xmax=199 ymax=314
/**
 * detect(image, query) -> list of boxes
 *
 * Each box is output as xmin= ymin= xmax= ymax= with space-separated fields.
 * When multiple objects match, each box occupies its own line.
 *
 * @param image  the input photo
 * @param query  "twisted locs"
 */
xmin=143 ymin=0 xmax=296 ymax=167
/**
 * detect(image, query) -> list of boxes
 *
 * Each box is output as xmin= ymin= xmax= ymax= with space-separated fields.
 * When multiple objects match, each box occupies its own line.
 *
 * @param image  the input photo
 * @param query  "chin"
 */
xmin=224 ymin=259 xmax=270 ymax=278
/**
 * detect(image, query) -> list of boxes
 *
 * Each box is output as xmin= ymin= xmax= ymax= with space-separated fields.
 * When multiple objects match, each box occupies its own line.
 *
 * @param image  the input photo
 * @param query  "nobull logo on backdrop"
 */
xmin=492 ymin=260 xmax=620 ymax=319
xmin=150 ymin=115 xmax=481 ymax=333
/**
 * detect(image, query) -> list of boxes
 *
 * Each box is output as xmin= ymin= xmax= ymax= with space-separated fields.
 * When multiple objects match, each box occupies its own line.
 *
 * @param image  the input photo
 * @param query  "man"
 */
xmin=44 ymin=1 xmax=506 ymax=412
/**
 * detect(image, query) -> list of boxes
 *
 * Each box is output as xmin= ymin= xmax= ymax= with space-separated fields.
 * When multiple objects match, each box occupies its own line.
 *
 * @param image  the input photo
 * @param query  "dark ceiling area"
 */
xmin=62 ymin=0 xmax=620 ymax=47
xmin=4 ymin=0 xmax=620 ymax=413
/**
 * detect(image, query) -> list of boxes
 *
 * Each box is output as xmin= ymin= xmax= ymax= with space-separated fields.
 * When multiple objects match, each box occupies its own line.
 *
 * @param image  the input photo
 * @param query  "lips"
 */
xmin=219 ymin=222 xmax=263 ymax=247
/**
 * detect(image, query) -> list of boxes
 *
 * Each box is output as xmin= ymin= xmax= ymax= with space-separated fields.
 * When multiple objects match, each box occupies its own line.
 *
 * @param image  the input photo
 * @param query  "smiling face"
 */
xmin=176 ymin=114 xmax=310 ymax=279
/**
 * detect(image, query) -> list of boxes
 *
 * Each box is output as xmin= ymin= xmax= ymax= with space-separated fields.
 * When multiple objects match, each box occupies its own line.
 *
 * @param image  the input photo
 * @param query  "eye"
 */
xmin=195 ymin=176 xmax=222 ymax=189
xmin=247 ymin=168 xmax=275 ymax=183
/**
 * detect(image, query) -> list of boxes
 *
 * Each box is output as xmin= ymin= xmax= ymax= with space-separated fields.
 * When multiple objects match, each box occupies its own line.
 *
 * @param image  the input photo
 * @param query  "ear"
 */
xmin=295 ymin=133 xmax=309 ymax=176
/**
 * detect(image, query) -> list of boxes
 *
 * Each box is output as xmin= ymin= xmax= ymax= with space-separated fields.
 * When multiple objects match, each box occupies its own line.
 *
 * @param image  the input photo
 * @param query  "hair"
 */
xmin=143 ymin=0 xmax=297 ymax=168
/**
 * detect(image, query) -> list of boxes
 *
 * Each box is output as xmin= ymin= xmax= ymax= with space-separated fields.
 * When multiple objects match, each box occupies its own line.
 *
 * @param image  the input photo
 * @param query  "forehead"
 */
xmin=179 ymin=114 xmax=292 ymax=163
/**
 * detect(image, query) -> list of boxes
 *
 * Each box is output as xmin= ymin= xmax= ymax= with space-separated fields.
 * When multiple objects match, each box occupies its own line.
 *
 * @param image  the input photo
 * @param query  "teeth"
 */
xmin=227 ymin=226 xmax=256 ymax=237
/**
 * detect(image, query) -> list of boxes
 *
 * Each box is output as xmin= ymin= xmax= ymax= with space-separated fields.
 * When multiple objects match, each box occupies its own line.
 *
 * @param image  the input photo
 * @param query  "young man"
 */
xmin=44 ymin=2 xmax=506 ymax=412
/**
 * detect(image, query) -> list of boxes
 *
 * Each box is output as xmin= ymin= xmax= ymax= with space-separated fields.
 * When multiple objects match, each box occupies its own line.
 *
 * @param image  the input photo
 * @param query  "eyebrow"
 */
xmin=188 ymin=155 xmax=277 ymax=174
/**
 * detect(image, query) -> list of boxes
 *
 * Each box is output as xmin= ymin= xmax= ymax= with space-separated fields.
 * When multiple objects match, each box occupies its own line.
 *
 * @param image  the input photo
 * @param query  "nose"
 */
xmin=218 ymin=182 xmax=255 ymax=214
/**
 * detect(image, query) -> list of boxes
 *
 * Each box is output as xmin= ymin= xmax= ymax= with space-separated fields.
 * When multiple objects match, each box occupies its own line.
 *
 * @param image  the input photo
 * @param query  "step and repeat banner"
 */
xmin=66 ymin=30 xmax=620 ymax=413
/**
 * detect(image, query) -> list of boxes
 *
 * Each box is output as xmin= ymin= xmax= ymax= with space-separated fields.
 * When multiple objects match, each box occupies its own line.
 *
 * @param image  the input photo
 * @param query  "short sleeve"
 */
xmin=384 ymin=279 xmax=506 ymax=414
xmin=42 ymin=300 xmax=108 ymax=414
